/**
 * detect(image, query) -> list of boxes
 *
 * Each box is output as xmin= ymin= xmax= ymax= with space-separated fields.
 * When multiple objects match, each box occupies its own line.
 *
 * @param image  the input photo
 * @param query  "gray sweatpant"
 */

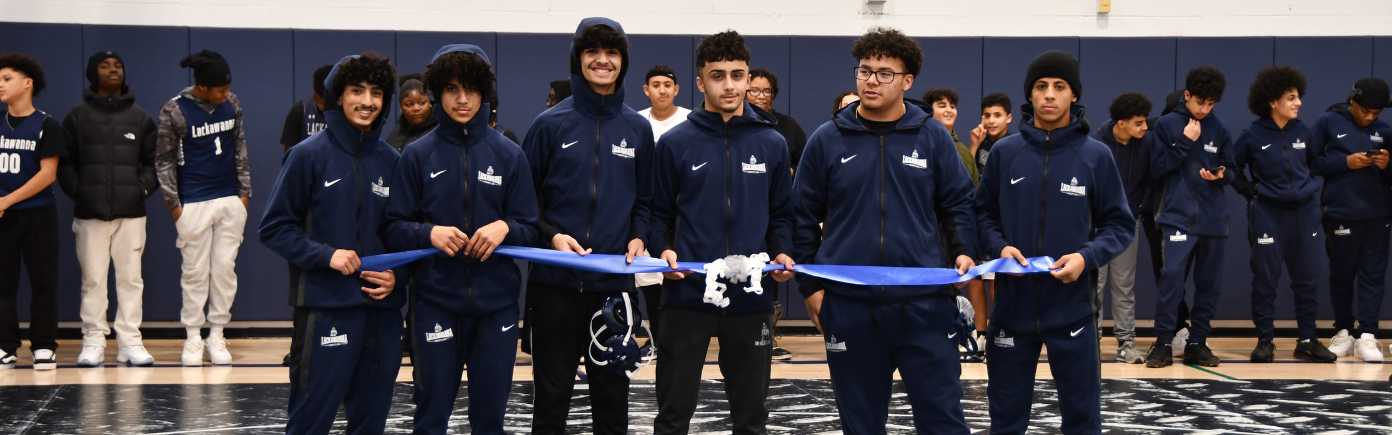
xmin=1096 ymin=222 xmax=1140 ymax=342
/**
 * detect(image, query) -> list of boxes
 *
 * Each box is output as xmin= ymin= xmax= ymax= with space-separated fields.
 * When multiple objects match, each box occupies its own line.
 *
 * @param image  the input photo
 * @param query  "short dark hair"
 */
xmin=332 ymin=52 xmax=397 ymax=103
xmin=574 ymin=24 xmax=629 ymax=58
xmin=1108 ymin=92 xmax=1153 ymax=122
xmin=1185 ymin=66 xmax=1227 ymax=102
xmin=922 ymin=87 xmax=959 ymax=106
xmin=0 ymin=53 xmax=46 ymax=98
xmin=398 ymin=73 xmax=426 ymax=101
xmin=750 ymin=68 xmax=778 ymax=99
xmin=851 ymin=27 xmax=922 ymax=77
xmin=424 ymin=51 xmax=497 ymax=105
xmin=312 ymin=64 xmax=333 ymax=97
xmin=695 ymin=30 xmax=751 ymax=71
xmin=1247 ymin=66 xmax=1306 ymax=118
xmin=982 ymin=93 xmax=1012 ymax=115
xmin=833 ymin=90 xmax=857 ymax=115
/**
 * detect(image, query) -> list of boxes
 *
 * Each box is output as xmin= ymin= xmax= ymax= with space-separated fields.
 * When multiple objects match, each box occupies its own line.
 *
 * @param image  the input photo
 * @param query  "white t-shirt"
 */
xmin=638 ymin=106 xmax=692 ymax=142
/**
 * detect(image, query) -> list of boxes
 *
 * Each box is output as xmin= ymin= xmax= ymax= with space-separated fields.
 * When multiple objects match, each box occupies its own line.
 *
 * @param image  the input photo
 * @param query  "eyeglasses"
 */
xmin=854 ymin=66 xmax=908 ymax=84
xmin=746 ymin=89 xmax=774 ymax=98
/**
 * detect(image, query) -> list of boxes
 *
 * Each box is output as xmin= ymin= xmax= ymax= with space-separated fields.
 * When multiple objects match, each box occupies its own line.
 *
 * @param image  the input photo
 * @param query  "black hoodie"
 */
xmin=59 ymin=84 xmax=160 ymax=220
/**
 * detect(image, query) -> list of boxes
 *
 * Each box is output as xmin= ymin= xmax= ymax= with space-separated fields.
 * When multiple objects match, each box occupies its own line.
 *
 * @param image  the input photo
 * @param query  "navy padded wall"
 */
xmin=917 ymin=37 xmax=985 ymax=140
xmin=495 ymin=33 xmax=573 ymax=145
xmin=191 ymin=28 xmax=295 ymax=321
xmin=292 ymin=30 xmax=396 ymax=130
xmin=392 ymin=31 xmax=498 ymax=135
xmin=624 ymin=34 xmax=697 ymax=115
xmin=788 ymin=36 xmax=855 ymax=145
xmin=982 ymin=37 xmax=1079 ymax=122
xmin=746 ymin=35 xmax=794 ymax=117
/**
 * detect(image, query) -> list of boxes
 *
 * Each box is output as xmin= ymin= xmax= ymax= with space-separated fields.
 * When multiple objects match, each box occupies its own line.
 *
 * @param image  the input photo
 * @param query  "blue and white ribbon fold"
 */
xmin=359 ymin=245 xmax=1057 ymax=287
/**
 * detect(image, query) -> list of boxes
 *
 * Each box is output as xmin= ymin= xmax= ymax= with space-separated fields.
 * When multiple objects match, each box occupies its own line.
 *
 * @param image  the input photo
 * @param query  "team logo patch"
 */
xmin=1170 ymin=230 xmax=1188 ymax=242
xmin=371 ymin=176 xmax=389 ymax=198
xmin=825 ymin=335 xmax=847 ymax=352
xmin=742 ymin=155 xmax=766 ymax=173
xmin=0 ymin=135 xmax=38 ymax=151
xmin=1060 ymin=177 xmax=1086 ymax=196
xmin=1292 ymin=138 xmax=1306 ymax=150
xmin=478 ymin=166 xmax=502 ymax=186
xmin=994 ymin=329 xmax=1015 ymax=348
xmin=755 ymin=323 xmax=773 ymax=347
xmin=426 ymin=323 xmax=454 ymax=343
xmin=1203 ymin=141 xmax=1218 ymax=153
xmin=321 ymin=327 xmax=347 ymax=347
xmin=611 ymin=138 xmax=635 ymax=158
xmin=1257 ymin=233 xmax=1274 ymax=245
xmin=1334 ymin=226 xmax=1351 ymax=236
xmin=902 ymin=149 xmax=927 ymax=169
xmin=1373 ymin=132 xmax=1384 ymax=143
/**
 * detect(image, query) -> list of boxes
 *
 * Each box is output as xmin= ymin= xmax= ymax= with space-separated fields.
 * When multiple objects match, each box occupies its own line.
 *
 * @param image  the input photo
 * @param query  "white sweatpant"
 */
xmin=175 ymin=196 xmax=246 ymax=333
xmin=74 ymin=217 xmax=148 ymax=348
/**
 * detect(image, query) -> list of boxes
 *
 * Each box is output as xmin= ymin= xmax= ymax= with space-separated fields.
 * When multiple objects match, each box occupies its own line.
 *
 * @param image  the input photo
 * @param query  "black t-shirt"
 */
xmin=6 ymin=113 xmax=67 ymax=160
xmin=279 ymin=100 xmax=306 ymax=150
xmin=857 ymin=113 xmax=897 ymax=137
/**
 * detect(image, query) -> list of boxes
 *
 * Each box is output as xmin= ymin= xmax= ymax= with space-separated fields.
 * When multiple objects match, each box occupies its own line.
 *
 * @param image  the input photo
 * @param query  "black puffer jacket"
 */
xmin=58 ymin=86 xmax=159 ymax=220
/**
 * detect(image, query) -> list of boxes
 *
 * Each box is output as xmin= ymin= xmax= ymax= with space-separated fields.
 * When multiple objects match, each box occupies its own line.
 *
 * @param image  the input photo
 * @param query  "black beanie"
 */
xmin=180 ymin=49 xmax=231 ymax=87
xmin=85 ymin=50 xmax=123 ymax=85
xmin=1351 ymin=77 xmax=1391 ymax=110
xmin=1023 ymin=50 xmax=1082 ymax=101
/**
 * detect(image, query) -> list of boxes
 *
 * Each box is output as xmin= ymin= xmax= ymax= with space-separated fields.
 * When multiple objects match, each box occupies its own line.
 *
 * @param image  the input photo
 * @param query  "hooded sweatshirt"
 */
xmin=976 ymin=103 xmax=1135 ymax=333
xmin=1231 ymin=117 xmax=1321 ymax=207
xmin=648 ymin=102 xmax=793 ymax=313
xmin=1090 ymin=120 xmax=1151 ymax=219
xmin=793 ymin=100 xmax=977 ymax=303
xmin=382 ymin=44 xmax=540 ymax=316
xmin=521 ymin=17 xmax=655 ymax=292
xmin=1310 ymin=103 xmax=1392 ymax=220
xmin=1148 ymin=104 xmax=1236 ymax=236
xmin=259 ymin=55 xmax=405 ymax=310
xmin=385 ymin=109 xmax=438 ymax=152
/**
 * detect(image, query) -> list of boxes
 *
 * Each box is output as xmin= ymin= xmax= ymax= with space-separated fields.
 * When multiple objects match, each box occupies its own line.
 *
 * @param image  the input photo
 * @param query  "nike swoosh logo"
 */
xmin=841 ymin=155 xmax=856 ymax=163
xmin=948 ymin=332 xmax=957 ymax=339
xmin=1261 ymin=144 xmax=1271 ymax=150
xmin=430 ymin=170 xmax=447 ymax=178
xmin=1011 ymin=177 xmax=1025 ymax=184
xmin=324 ymin=179 xmax=340 ymax=187
xmin=502 ymin=324 xmax=516 ymax=332
xmin=1070 ymin=326 xmax=1086 ymax=337
xmin=562 ymin=141 xmax=578 ymax=149
xmin=692 ymin=162 xmax=707 ymax=171
xmin=1338 ymin=134 xmax=1348 ymax=138
xmin=1313 ymin=232 xmax=1318 ymax=237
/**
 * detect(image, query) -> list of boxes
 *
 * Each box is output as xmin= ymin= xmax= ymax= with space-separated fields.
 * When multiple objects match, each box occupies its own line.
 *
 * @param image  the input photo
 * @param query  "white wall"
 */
xmin=5 ymin=0 xmax=1392 ymax=36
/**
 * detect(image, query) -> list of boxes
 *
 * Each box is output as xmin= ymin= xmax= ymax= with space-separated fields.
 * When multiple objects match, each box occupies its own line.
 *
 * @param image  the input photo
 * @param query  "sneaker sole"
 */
xmin=771 ymin=355 xmax=793 ymax=361
xmin=121 ymin=359 xmax=155 ymax=367
xmin=1183 ymin=359 xmax=1220 ymax=367
xmin=76 ymin=360 xmax=103 ymax=367
xmin=1145 ymin=360 xmax=1172 ymax=368
xmin=33 ymin=363 xmax=57 ymax=371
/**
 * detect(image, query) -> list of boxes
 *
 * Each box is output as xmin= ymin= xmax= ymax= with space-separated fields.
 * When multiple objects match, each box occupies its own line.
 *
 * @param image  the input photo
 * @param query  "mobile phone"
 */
xmin=1204 ymin=167 xmax=1223 ymax=174
xmin=1367 ymin=149 xmax=1384 ymax=156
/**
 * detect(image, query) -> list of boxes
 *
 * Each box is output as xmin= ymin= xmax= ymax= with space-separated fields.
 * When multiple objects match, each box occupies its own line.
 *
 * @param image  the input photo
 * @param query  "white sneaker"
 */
xmin=117 ymin=345 xmax=155 ymax=367
xmin=205 ymin=336 xmax=232 ymax=365
xmin=1355 ymin=333 xmax=1383 ymax=363
xmin=76 ymin=345 xmax=105 ymax=367
xmin=0 ymin=349 xmax=16 ymax=370
xmin=1172 ymin=328 xmax=1189 ymax=356
xmin=1328 ymin=329 xmax=1355 ymax=357
xmin=32 ymin=349 xmax=57 ymax=370
xmin=181 ymin=339 xmax=205 ymax=366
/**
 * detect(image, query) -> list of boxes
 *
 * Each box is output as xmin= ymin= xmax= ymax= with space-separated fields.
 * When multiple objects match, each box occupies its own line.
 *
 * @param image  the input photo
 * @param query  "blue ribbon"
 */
xmin=359 ymin=246 xmax=1057 ymax=286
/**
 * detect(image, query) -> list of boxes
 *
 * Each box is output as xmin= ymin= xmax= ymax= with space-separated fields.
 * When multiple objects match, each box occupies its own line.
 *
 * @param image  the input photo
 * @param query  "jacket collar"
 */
xmin=832 ymin=99 xmax=931 ymax=132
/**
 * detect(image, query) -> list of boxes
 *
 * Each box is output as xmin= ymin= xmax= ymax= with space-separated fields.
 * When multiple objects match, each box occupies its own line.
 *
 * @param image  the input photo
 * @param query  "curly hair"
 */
xmin=312 ymin=64 xmax=333 ymax=97
xmin=750 ymin=68 xmax=778 ymax=98
xmin=851 ymin=27 xmax=922 ymax=77
xmin=0 ymin=53 xmax=47 ymax=98
xmin=922 ymin=87 xmax=958 ymax=106
xmin=1185 ymin=66 xmax=1226 ymax=102
xmin=981 ymin=93 xmax=1012 ymax=115
xmin=424 ymin=51 xmax=497 ymax=105
xmin=695 ymin=30 xmax=750 ymax=70
xmin=575 ymin=24 xmax=628 ymax=61
xmin=1247 ymin=66 xmax=1306 ymax=118
xmin=1108 ymin=92 xmax=1153 ymax=122
xmin=332 ymin=52 xmax=396 ymax=101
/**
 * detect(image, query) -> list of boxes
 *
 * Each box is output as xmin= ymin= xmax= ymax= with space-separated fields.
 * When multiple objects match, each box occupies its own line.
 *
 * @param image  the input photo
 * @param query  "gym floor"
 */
xmin=2 ymin=336 xmax=1389 ymax=433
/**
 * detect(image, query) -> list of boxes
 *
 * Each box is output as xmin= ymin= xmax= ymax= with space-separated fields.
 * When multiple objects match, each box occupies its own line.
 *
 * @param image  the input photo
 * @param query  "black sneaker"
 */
xmin=1183 ymin=342 xmax=1220 ymax=367
xmin=1250 ymin=340 xmax=1275 ymax=363
xmin=282 ymin=353 xmax=291 ymax=367
xmin=771 ymin=347 xmax=793 ymax=361
xmin=1145 ymin=340 xmax=1173 ymax=368
xmin=1294 ymin=339 xmax=1338 ymax=363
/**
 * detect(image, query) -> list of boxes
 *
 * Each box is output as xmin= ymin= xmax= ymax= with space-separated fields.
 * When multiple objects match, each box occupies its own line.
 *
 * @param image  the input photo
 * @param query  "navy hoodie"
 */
xmin=1231 ymin=117 xmax=1321 ymax=207
xmin=1090 ymin=120 xmax=1151 ymax=219
xmin=1311 ymin=103 xmax=1392 ymax=220
xmin=259 ymin=55 xmax=405 ymax=310
xmin=976 ymin=104 xmax=1135 ymax=333
xmin=382 ymin=45 xmax=540 ymax=316
xmin=522 ymin=17 xmax=655 ymax=292
xmin=1148 ymin=104 xmax=1236 ymax=236
xmin=648 ymin=102 xmax=794 ymax=314
xmin=793 ymin=100 xmax=977 ymax=303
